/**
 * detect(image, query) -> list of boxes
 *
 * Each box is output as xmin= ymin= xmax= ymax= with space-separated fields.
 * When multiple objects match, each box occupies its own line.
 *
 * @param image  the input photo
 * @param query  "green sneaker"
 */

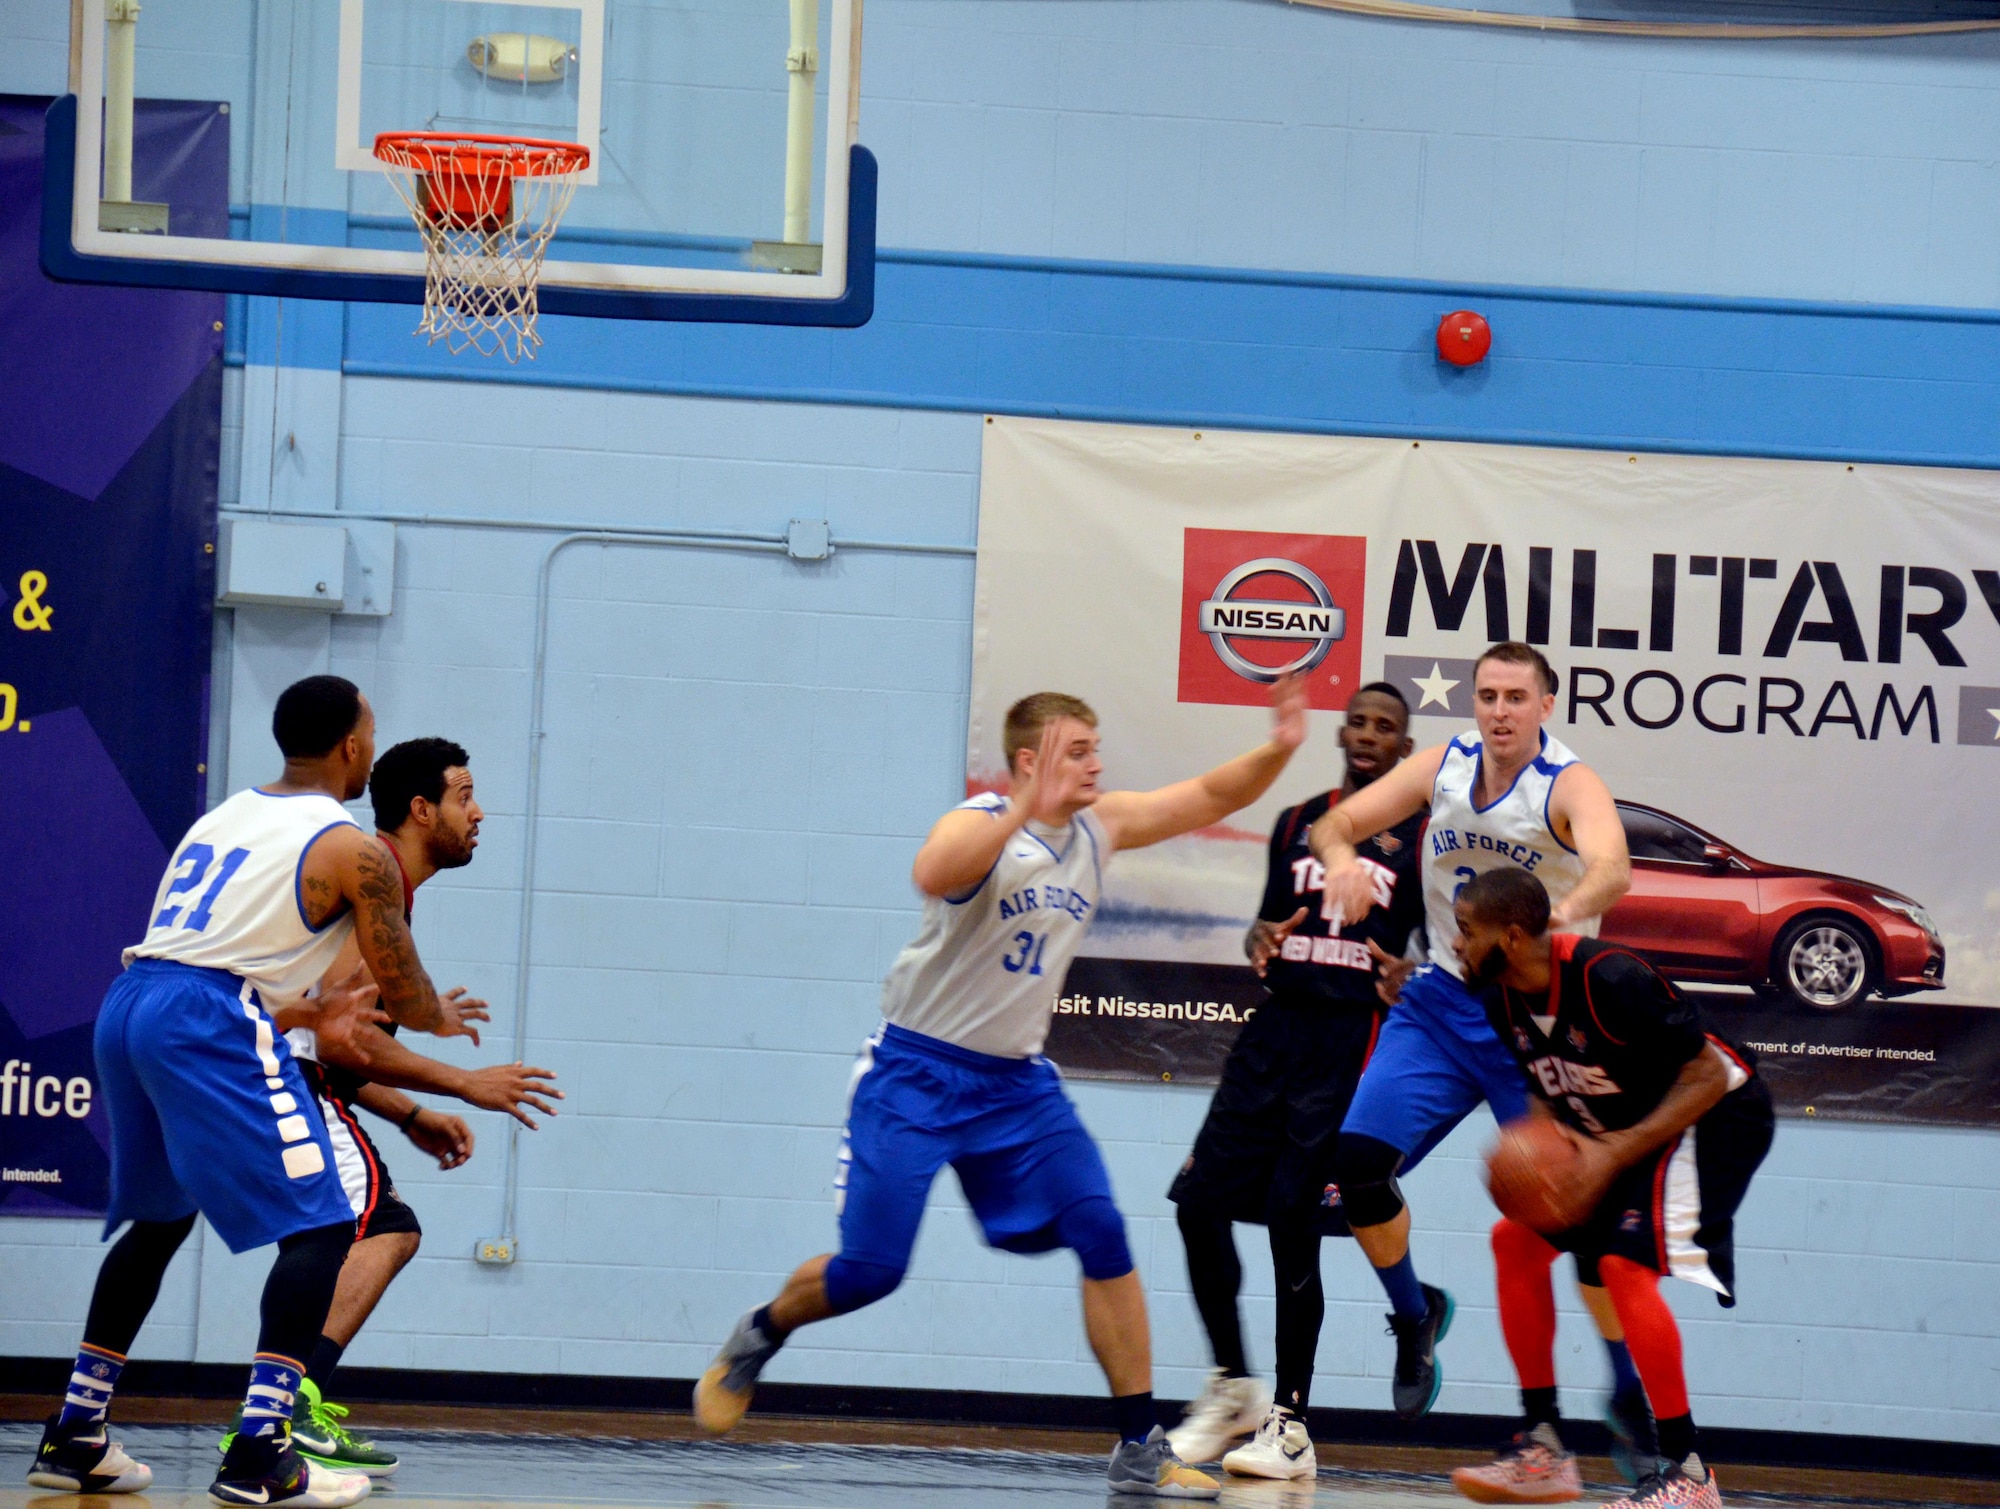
xmin=216 ymin=1379 xmax=398 ymax=1478
xmin=291 ymin=1379 xmax=399 ymax=1478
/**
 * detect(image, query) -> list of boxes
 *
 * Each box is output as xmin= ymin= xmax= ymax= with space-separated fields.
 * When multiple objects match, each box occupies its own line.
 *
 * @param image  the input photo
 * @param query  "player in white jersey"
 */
xmin=1304 ymin=644 xmax=1634 ymax=1427
xmin=28 ymin=678 xmax=479 ymax=1509
xmin=695 ymin=681 xmax=1309 ymax=1498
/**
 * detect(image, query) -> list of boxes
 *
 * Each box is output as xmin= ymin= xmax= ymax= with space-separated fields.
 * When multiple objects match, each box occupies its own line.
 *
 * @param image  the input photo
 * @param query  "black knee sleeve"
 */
xmin=84 ymin=1214 xmax=198 ymax=1355
xmin=258 ymin=1220 xmax=355 ymax=1365
xmin=1332 ymin=1132 xmax=1407 ymax=1228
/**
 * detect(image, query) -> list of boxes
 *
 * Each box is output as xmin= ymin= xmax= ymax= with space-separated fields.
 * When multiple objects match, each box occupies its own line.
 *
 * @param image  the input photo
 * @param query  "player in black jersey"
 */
xmin=224 ymin=740 xmax=561 ymax=1478
xmin=1448 ymin=869 xmax=1773 ymax=1509
xmin=1165 ymin=684 xmax=1425 ymax=1480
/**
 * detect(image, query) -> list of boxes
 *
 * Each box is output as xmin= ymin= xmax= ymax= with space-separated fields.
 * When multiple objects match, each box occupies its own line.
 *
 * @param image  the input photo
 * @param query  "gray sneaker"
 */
xmin=1107 ymin=1426 xmax=1220 ymax=1498
xmin=692 ymin=1310 xmax=782 ymax=1435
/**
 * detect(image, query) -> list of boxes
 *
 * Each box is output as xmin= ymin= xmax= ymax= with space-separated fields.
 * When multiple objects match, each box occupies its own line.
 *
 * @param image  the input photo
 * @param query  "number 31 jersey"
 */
xmin=125 ymin=788 xmax=361 ymax=1007
xmin=880 ymin=793 xmax=1107 ymax=1059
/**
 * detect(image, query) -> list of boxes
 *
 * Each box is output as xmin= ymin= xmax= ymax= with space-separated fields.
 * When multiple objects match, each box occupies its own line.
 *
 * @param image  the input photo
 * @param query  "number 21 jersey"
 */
xmin=880 ymin=792 xmax=1106 ymax=1059
xmin=126 ymin=787 xmax=361 ymax=1006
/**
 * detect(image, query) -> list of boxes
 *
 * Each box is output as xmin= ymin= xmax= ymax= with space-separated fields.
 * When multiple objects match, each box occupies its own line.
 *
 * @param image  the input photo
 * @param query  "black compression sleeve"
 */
xmin=1176 ymin=1204 xmax=1248 ymax=1377
xmin=83 ymin=1214 xmax=198 ymax=1356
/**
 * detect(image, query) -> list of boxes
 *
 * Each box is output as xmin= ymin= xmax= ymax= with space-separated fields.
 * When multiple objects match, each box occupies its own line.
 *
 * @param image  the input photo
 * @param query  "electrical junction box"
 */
xmin=216 ymin=517 xmax=395 ymax=616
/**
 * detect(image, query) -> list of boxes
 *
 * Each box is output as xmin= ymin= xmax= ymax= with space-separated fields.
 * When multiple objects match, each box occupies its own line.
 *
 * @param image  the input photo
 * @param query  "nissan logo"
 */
xmin=1198 ymin=558 xmax=1346 ymax=682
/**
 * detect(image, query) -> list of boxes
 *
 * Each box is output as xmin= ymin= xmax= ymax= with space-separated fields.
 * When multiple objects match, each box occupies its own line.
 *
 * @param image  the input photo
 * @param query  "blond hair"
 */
xmin=1003 ymin=692 xmax=1098 ymax=776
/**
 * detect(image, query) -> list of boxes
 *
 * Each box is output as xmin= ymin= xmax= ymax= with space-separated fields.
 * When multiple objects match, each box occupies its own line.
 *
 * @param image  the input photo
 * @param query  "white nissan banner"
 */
xmin=971 ymin=417 xmax=2000 ymax=1115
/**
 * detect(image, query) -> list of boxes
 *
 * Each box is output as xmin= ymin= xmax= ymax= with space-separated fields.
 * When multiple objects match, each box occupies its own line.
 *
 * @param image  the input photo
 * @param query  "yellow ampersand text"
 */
xmin=12 ymin=571 xmax=52 ymax=632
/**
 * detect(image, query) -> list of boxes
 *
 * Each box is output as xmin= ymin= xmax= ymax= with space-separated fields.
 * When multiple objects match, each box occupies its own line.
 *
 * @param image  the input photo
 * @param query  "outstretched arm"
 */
xmin=1546 ymin=764 xmax=1631 ymax=928
xmin=1307 ymin=745 xmax=1445 ymax=919
xmin=1093 ymin=676 xmax=1307 ymax=853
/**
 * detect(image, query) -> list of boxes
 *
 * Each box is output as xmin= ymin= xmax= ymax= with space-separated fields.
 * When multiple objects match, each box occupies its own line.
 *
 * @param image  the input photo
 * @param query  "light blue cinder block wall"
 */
xmin=4 ymin=0 xmax=2000 ymax=1448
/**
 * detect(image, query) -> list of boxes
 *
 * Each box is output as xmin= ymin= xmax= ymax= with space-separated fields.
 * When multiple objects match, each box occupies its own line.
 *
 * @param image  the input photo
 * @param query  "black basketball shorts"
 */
xmin=1557 ymin=1077 xmax=1773 ymax=1306
xmin=1168 ymin=995 xmax=1382 ymax=1234
xmin=300 ymin=1061 xmax=423 ymax=1242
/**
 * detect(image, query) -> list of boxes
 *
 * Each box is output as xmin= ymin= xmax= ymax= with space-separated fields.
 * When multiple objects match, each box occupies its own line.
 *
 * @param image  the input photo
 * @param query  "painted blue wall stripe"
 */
xmin=330 ymin=255 xmax=2000 ymax=470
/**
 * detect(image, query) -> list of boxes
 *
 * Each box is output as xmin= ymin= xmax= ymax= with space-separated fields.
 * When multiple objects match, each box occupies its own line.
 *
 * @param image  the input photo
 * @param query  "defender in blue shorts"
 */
xmin=695 ymin=680 xmax=1308 ymax=1498
xmin=1307 ymin=644 xmax=1636 ymax=1426
xmin=28 ymin=678 xmax=481 ymax=1509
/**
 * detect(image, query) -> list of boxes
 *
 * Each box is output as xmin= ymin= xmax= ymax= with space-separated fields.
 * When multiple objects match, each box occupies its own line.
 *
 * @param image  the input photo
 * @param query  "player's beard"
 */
xmin=1466 ymin=939 xmax=1509 ymax=986
xmin=428 ymin=827 xmax=477 ymax=870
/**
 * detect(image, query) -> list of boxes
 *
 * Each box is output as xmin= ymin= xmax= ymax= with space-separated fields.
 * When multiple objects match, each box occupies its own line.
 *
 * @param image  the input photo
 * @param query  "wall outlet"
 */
xmin=475 ymin=1236 xmax=516 ymax=1265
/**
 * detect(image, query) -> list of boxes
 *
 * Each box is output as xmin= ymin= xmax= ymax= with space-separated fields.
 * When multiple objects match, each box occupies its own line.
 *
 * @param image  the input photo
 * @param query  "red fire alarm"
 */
xmin=1437 ymin=310 xmax=1491 ymax=366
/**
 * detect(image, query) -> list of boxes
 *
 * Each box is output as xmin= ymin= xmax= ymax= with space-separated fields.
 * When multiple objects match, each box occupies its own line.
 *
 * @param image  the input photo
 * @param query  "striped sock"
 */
xmin=57 ymin=1344 xmax=126 ymax=1430
xmin=240 ymin=1353 xmax=305 ymax=1441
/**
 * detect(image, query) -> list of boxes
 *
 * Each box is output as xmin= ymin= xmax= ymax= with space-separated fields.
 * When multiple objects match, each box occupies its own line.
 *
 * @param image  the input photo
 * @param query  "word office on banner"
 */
xmin=970 ymin=416 xmax=2000 ymax=1127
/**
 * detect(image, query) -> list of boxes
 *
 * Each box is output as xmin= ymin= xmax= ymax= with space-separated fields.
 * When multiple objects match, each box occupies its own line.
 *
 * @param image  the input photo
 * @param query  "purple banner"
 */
xmin=0 ymin=97 xmax=224 ymax=1216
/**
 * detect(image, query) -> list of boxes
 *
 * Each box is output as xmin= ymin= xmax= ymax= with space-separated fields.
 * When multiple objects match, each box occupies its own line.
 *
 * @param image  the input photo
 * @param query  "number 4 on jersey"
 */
xmin=153 ymin=844 xmax=251 ymax=931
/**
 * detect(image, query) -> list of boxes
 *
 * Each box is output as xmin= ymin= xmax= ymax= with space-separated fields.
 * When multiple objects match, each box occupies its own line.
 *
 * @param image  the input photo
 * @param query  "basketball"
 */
xmin=1485 ymin=1115 xmax=1587 ymax=1233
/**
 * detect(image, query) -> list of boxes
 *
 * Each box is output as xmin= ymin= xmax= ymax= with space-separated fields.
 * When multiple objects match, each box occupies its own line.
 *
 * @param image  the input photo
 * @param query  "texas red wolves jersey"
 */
xmin=1258 ymin=792 xmax=1424 ymax=1009
xmin=126 ymin=788 xmax=360 ymax=1007
xmin=880 ymin=793 xmax=1107 ymax=1059
xmin=1423 ymin=729 xmax=1594 ymax=977
xmin=1481 ymin=936 xmax=1752 ymax=1135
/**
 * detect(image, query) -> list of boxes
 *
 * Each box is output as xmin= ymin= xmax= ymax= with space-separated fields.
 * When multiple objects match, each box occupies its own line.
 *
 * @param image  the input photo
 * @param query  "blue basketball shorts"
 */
xmin=835 ymin=1023 xmax=1125 ymax=1273
xmin=1339 ymin=963 xmax=1531 ymax=1172
xmin=96 ymin=959 xmax=352 ymax=1253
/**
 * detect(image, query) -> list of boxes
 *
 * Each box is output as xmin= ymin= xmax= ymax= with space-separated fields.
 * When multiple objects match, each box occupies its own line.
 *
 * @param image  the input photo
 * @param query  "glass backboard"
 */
xmin=47 ymin=0 xmax=872 ymax=326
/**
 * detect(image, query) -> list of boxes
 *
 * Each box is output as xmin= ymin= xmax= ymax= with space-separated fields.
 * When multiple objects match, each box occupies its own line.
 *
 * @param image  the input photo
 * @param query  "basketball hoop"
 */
xmin=372 ymin=132 xmax=590 ymax=362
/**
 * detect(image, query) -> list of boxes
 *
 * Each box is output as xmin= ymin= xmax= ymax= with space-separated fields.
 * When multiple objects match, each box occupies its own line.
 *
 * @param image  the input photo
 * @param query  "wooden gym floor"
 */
xmin=0 ymin=1399 xmax=1992 ymax=1509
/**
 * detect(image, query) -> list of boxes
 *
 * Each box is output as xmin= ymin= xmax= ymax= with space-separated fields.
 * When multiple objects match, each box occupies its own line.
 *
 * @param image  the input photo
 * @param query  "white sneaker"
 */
xmin=1166 ymin=1369 xmax=1272 ymax=1465
xmin=1223 ymin=1406 xmax=1317 ymax=1480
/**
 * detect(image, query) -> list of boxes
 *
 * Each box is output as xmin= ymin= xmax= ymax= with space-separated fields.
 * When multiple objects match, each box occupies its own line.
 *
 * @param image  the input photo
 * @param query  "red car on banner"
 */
xmin=1599 ymin=802 xmax=1946 ymax=1011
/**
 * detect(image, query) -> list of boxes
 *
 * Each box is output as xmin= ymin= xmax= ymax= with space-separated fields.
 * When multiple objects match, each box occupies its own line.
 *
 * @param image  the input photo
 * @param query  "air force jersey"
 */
xmin=880 ymin=792 xmax=1106 ymax=1059
xmin=126 ymin=788 xmax=361 ymax=1006
xmin=1423 ymin=730 xmax=1594 ymax=978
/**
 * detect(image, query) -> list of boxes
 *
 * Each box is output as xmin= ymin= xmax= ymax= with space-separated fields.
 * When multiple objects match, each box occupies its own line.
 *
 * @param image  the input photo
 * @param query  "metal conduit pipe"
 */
xmin=218 ymin=509 xmax=975 ymax=1257
xmin=500 ymin=524 xmax=975 ymax=1255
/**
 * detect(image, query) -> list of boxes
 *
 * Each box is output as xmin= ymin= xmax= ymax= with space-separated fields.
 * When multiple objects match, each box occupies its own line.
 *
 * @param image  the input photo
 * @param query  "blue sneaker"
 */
xmin=1389 ymin=1283 xmax=1455 ymax=1420
xmin=1605 ymin=1386 xmax=1660 ymax=1486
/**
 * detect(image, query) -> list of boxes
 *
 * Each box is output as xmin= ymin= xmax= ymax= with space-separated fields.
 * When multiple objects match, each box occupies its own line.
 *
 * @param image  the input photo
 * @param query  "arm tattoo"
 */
xmin=352 ymin=838 xmax=442 ymax=1030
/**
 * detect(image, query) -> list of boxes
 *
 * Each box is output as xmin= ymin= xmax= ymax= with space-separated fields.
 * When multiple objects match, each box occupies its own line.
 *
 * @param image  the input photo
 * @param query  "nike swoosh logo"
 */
xmin=1289 ymin=1277 xmax=1313 ymax=1292
xmin=1284 ymin=1445 xmax=1308 ymax=1460
xmin=226 ymin=1489 xmax=270 ymax=1504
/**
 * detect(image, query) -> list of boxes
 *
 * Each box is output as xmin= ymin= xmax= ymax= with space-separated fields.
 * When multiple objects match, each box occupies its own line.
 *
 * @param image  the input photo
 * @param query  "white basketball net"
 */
xmin=374 ymin=135 xmax=587 ymax=362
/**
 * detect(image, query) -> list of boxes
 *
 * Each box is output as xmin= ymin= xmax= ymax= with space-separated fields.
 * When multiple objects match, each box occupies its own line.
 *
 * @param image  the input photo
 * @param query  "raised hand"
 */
xmin=1014 ymin=716 xmax=1080 ymax=826
xmin=459 ymin=1062 xmax=564 ymax=1129
xmin=1269 ymin=672 xmax=1308 ymax=752
xmin=1246 ymin=908 xmax=1309 ymax=977
xmin=431 ymin=985 xmax=490 ymax=1047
